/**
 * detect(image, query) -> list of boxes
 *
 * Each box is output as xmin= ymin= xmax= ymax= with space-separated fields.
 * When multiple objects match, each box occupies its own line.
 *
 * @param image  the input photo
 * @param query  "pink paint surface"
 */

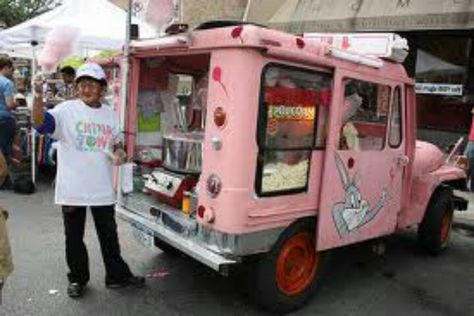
xmin=121 ymin=25 xmax=465 ymax=250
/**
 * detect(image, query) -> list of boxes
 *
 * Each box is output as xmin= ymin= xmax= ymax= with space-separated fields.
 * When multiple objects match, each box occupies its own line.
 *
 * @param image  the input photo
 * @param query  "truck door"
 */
xmin=317 ymin=76 xmax=407 ymax=251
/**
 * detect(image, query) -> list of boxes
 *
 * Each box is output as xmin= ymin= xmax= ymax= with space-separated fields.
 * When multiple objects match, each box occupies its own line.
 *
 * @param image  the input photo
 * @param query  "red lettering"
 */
xmin=96 ymin=135 xmax=108 ymax=150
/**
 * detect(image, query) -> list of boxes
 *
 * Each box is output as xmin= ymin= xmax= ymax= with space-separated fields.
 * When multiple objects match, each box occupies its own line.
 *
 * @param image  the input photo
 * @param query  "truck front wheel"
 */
xmin=244 ymin=219 xmax=329 ymax=313
xmin=418 ymin=188 xmax=454 ymax=254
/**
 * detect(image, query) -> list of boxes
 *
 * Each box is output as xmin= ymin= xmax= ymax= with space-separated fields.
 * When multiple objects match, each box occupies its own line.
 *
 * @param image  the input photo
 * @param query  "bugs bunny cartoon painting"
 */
xmin=332 ymin=153 xmax=388 ymax=237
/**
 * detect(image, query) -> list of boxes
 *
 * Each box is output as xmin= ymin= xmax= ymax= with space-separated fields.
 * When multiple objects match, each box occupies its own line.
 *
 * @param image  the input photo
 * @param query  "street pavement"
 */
xmin=0 ymin=181 xmax=473 ymax=316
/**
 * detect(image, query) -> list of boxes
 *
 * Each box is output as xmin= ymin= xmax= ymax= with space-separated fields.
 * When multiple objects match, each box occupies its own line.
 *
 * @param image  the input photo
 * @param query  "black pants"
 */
xmin=62 ymin=205 xmax=133 ymax=285
xmin=0 ymin=116 xmax=16 ymax=159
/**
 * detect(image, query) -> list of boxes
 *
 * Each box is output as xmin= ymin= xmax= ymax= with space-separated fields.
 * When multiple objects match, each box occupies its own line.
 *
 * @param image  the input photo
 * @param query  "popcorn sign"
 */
xmin=268 ymin=105 xmax=316 ymax=121
xmin=265 ymin=87 xmax=319 ymax=121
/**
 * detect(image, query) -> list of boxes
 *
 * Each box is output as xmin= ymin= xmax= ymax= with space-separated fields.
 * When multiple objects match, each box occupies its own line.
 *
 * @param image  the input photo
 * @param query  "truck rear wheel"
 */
xmin=418 ymin=188 xmax=454 ymax=255
xmin=244 ymin=219 xmax=329 ymax=313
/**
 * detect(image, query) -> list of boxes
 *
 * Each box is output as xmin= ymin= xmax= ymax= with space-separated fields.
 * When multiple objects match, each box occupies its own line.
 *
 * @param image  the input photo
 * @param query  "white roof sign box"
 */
xmin=303 ymin=33 xmax=409 ymax=63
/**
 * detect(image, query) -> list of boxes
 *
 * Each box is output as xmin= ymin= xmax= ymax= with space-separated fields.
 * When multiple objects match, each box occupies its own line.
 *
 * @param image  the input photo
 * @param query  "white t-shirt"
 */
xmin=49 ymin=100 xmax=119 ymax=206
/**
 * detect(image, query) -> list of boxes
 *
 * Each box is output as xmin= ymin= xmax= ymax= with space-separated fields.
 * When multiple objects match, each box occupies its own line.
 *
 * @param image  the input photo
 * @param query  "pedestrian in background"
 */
xmin=0 ymin=56 xmax=17 ymax=166
xmin=32 ymin=63 xmax=144 ymax=299
xmin=464 ymin=106 xmax=474 ymax=191
xmin=56 ymin=66 xmax=76 ymax=100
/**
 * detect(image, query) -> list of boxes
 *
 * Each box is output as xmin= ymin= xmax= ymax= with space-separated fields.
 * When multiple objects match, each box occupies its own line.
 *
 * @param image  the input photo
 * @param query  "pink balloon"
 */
xmin=38 ymin=54 xmax=57 ymax=73
xmin=137 ymin=0 xmax=176 ymax=31
xmin=212 ymin=67 xmax=222 ymax=82
xmin=231 ymin=26 xmax=243 ymax=38
xmin=38 ymin=26 xmax=79 ymax=73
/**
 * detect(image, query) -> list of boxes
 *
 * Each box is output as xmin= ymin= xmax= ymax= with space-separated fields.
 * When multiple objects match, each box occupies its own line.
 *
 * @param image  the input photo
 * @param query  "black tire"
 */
xmin=418 ymin=188 xmax=454 ymax=255
xmin=154 ymin=237 xmax=182 ymax=256
xmin=243 ymin=219 xmax=329 ymax=313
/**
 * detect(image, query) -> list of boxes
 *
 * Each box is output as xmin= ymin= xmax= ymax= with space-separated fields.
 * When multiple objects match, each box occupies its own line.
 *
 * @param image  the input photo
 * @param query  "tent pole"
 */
xmin=31 ymin=44 xmax=38 ymax=184
xmin=117 ymin=0 xmax=132 ymax=204
xmin=179 ymin=0 xmax=184 ymax=23
xmin=243 ymin=0 xmax=252 ymax=21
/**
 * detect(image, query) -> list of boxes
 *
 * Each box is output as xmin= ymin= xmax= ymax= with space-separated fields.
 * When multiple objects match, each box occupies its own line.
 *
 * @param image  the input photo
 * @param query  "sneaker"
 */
xmin=106 ymin=275 xmax=145 ymax=289
xmin=67 ymin=282 xmax=85 ymax=298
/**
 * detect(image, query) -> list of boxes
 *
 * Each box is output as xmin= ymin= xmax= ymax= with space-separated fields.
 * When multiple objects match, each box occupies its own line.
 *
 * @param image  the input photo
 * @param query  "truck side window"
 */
xmin=256 ymin=65 xmax=332 ymax=195
xmin=389 ymin=86 xmax=402 ymax=147
xmin=339 ymin=79 xmax=390 ymax=151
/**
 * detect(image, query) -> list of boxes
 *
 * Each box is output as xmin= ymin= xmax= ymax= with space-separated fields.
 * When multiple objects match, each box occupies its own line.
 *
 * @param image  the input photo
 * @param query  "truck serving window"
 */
xmin=256 ymin=65 xmax=332 ymax=196
xmin=339 ymin=79 xmax=391 ymax=151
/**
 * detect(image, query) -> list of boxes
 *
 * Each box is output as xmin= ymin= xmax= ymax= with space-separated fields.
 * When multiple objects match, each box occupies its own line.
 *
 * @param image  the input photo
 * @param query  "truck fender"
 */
xmin=400 ymin=165 xmax=465 ymax=228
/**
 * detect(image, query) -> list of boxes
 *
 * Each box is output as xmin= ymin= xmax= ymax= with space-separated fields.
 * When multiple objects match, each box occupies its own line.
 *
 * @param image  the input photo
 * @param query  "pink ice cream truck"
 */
xmin=116 ymin=22 xmax=468 ymax=312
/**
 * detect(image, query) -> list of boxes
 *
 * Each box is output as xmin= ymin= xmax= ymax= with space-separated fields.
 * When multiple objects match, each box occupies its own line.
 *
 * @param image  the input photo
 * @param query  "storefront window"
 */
xmin=411 ymin=36 xmax=471 ymax=133
xmin=256 ymin=65 xmax=332 ymax=195
xmin=339 ymin=79 xmax=390 ymax=151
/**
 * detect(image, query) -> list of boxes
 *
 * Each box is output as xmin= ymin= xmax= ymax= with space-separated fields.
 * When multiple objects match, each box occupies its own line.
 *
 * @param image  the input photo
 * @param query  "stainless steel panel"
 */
xmin=163 ymin=132 xmax=204 ymax=174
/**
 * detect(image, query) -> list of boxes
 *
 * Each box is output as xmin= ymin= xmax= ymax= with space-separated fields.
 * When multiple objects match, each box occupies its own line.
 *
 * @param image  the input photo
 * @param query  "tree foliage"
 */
xmin=93 ymin=49 xmax=120 ymax=59
xmin=60 ymin=56 xmax=85 ymax=69
xmin=0 ymin=0 xmax=60 ymax=28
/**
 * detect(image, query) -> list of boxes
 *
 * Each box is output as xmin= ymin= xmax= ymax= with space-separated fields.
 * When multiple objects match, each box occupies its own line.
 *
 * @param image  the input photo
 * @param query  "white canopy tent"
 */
xmin=0 ymin=0 xmax=157 ymax=184
xmin=0 ymin=0 xmax=157 ymax=56
xmin=0 ymin=43 xmax=38 ymax=59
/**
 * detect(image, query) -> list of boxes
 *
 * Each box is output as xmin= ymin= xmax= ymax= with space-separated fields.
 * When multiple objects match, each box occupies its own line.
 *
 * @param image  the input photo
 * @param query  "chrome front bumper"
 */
xmin=116 ymin=203 xmax=238 ymax=274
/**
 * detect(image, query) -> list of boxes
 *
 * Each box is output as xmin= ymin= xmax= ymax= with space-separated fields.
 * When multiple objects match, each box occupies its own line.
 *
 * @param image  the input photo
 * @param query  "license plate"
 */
xmin=131 ymin=222 xmax=155 ymax=250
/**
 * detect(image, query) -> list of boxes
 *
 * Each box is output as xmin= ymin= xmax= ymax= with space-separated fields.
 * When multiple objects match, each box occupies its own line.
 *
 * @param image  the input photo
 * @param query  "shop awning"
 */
xmin=416 ymin=49 xmax=465 ymax=77
xmin=246 ymin=0 xmax=474 ymax=33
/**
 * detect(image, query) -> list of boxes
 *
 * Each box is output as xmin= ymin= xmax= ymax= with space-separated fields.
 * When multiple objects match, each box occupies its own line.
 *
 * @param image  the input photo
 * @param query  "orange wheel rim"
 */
xmin=441 ymin=210 xmax=453 ymax=244
xmin=276 ymin=232 xmax=318 ymax=296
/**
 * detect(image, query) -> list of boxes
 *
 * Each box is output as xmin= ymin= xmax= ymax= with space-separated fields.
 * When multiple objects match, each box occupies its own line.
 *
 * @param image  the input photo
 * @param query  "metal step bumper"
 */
xmin=116 ymin=204 xmax=238 ymax=274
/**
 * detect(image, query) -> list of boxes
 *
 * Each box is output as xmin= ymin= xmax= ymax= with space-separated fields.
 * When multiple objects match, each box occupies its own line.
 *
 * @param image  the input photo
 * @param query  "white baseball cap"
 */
xmin=75 ymin=62 xmax=107 ymax=84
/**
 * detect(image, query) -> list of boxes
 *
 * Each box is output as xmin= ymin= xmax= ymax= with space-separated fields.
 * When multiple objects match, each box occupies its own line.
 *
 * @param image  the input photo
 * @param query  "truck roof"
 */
xmin=130 ymin=24 xmax=412 ymax=84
